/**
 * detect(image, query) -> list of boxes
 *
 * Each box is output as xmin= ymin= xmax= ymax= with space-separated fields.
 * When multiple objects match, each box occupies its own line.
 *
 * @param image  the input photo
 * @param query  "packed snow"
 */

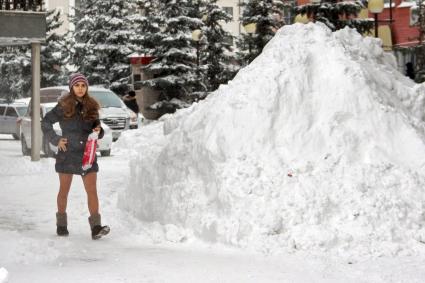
xmin=2 ymin=133 xmax=425 ymax=283
xmin=0 ymin=268 xmax=8 ymax=283
xmin=116 ymin=23 xmax=425 ymax=258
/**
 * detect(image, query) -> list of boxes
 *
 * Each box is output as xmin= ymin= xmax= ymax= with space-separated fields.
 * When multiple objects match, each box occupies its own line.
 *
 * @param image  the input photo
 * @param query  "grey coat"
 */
xmin=41 ymin=100 xmax=104 ymax=175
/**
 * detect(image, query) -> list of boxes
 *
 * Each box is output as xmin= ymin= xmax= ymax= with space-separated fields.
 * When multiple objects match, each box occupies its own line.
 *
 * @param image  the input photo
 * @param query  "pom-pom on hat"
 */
xmin=69 ymin=73 xmax=89 ymax=90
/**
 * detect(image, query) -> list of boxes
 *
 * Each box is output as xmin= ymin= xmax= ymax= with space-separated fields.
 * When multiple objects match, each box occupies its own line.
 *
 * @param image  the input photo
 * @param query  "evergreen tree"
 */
xmin=130 ymin=0 xmax=162 ymax=56
xmin=68 ymin=0 xmax=135 ymax=95
xmin=238 ymin=0 xmax=286 ymax=64
xmin=0 ymin=9 xmax=66 ymax=102
xmin=0 ymin=46 xmax=31 ymax=102
xmin=202 ymin=0 xmax=238 ymax=92
xmin=41 ymin=9 xmax=67 ymax=87
xmin=294 ymin=0 xmax=373 ymax=34
xmin=141 ymin=0 xmax=203 ymax=114
xmin=413 ymin=0 xmax=425 ymax=83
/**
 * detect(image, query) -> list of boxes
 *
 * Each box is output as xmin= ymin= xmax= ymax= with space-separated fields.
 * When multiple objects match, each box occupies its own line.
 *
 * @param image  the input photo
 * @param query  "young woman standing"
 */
xmin=42 ymin=73 xmax=110 ymax=240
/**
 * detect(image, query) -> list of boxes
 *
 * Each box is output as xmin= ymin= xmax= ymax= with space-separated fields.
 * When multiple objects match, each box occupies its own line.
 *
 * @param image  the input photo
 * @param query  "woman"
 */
xmin=42 ymin=73 xmax=110 ymax=240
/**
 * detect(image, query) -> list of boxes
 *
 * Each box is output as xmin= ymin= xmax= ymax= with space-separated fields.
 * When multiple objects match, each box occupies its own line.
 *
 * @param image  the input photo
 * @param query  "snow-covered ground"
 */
xmin=2 ymin=23 xmax=425 ymax=282
xmin=0 ymin=135 xmax=423 ymax=283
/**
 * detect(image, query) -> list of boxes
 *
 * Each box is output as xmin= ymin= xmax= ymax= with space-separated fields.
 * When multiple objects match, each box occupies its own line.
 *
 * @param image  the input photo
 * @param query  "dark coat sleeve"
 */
xmin=92 ymin=119 xmax=104 ymax=139
xmin=41 ymin=104 xmax=63 ymax=146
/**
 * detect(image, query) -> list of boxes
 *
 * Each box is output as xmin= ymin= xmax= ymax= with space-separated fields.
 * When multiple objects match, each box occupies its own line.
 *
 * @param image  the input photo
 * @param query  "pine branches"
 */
xmin=237 ymin=0 xmax=287 ymax=64
xmin=68 ymin=0 xmax=134 ymax=95
xmin=294 ymin=0 xmax=373 ymax=34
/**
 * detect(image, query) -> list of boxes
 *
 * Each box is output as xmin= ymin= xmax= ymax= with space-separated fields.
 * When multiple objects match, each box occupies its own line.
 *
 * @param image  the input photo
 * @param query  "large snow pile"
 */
xmin=116 ymin=23 xmax=425 ymax=257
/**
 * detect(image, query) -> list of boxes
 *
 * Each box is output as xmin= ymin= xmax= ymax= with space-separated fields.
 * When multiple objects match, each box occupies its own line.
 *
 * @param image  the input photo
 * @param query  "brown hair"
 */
xmin=59 ymin=89 xmax=100 ymax=121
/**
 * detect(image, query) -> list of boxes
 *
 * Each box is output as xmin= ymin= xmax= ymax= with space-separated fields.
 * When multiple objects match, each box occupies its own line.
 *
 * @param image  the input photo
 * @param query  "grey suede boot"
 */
xmin=56 ymin=212 xmax=69 ymax=236
xmin=88 ymin=214 xmax=110 ymax=240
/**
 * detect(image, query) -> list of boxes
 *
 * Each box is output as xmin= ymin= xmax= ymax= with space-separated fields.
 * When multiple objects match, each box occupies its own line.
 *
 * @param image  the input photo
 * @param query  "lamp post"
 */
xmin=368 ymin=0 xmax=384 ymax=38
xmin=191 ymin=29 xmax=202 ymax=71
xmin=243 ymin=23 xmax=257 ymax=63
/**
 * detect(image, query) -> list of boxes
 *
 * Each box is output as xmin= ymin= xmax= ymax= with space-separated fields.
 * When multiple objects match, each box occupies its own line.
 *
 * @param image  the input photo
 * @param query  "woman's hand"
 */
xmin=57 ymin=138 xmax=68 ymax=152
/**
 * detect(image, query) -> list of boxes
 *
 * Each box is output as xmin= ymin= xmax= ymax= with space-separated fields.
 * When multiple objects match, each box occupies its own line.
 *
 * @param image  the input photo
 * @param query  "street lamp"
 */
xmin=368 ymin=0 xmax=384 ymax=38
xmin=192 ymin=29 xmax=202 ymax=69
xmin=294 ymin=14 xmax=309 ymax=24
xmin=243 ymin=23 xmax=257 ymax=63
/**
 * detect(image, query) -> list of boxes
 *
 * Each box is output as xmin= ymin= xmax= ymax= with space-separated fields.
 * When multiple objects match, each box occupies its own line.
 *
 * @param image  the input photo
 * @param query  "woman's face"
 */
xmin=72 ymin=82 xmax=87 ymax=98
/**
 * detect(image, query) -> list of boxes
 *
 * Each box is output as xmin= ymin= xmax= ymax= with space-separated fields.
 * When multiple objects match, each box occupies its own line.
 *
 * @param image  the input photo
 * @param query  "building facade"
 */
xmin=216 ymin=0 xmax=243 ymax=37
xmin=44 ymin=0 xmax=78 ymax=34
xmin=296 ymin=0 xmax=422 ymax=75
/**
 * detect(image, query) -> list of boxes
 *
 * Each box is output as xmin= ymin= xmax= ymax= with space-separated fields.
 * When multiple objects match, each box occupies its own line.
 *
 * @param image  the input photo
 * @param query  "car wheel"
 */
xmin=12 ymin=133 xmax=20 ymax=140
xmin=100 ymin=149 xmax=111 ymax=157
xmin=21 ymin=134 xmax=30 ymax=156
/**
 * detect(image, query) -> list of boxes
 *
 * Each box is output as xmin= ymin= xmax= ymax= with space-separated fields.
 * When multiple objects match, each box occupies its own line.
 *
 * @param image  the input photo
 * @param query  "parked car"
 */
xmin=0 ymin=101 xmax=29 ymax=140
xmin=39 ymin=86 xmax=130 ymax=141
xmin=20 ymin=102 xmax=113 ymax=157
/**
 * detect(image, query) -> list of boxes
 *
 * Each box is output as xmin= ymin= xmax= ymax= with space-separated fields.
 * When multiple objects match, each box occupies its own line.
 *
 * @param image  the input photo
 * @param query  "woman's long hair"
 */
xmin=59 ymin=89 xmax=100 ymax=121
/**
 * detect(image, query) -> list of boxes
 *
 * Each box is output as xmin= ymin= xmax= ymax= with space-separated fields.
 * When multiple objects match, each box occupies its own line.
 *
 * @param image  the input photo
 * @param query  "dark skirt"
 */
xmin=55 ymin=149 xmax=99 ymax=176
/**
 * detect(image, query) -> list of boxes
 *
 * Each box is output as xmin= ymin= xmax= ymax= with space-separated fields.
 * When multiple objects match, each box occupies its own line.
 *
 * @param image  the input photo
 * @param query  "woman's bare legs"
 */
xmin=82 ymin=172 xmax=109 ymax=239
xmin=82 ymin=172 xmax=99 ymax=216
xmin=58 ymin=173 xmax=73 ymax=213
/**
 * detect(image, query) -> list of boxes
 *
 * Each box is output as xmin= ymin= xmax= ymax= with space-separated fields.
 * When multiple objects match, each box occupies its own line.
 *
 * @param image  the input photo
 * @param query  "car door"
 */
xmin=4 ymin=106 xmax=19 ymax=134
xmin=0 ymin=106 xmax=6 ymax=134
xmin=20 ymin=105 xmax=32 ymax=145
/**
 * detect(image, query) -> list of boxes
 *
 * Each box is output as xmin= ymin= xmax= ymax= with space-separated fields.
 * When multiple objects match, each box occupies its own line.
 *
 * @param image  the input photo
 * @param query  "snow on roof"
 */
xmin=397 ymin=1 xmax=416 ymax=8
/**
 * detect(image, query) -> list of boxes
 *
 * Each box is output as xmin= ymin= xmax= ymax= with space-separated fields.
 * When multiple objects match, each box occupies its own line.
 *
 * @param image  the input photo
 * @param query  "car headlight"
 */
xmin=100 ymin=122 xmax=111 ymax=134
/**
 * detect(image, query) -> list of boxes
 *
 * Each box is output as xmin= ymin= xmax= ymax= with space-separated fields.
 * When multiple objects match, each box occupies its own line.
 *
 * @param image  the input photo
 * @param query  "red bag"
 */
xmin=82 ymin=132 xmax=98 ymax=171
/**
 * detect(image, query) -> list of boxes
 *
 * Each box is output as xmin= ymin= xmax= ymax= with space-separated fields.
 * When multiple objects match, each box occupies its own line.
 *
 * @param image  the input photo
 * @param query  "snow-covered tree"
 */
xmin=130 ymin=0 xmax=162 ymax=56
xmin=413 ymin=0 xmax=425 ymax=83
xmin=237 ymin=0 xmax=287 ymax=64
xmin=0 ymin=9 xmax=66 ymax=102
xmin=68 ymin=0 xmax=135 ymax=95
xmin=202 ymin=1 xmax=238 ymax=91
xmin=294 ymin=0 xmax=373 ymax=34
xmin=141 ymin=0 xmax=204 ymax=114
xmin=0 ymin=47 xmax=31 ymax=102
xmin=41 ymin=9 xmax=67 ymax=87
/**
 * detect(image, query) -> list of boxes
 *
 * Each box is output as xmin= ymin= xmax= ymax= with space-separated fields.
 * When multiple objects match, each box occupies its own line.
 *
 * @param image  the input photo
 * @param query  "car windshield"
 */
xmin=16 ymin=106 xmax=27 ymax=116
xmin=90 ymin=91 xmax=122 ymax=108
xmin=45 ymin=106 xmax=55 ymax=114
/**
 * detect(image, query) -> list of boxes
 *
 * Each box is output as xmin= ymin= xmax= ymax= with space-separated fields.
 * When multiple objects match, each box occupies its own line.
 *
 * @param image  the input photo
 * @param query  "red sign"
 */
xmin=130 ymin=56 xmax=155 ymax=65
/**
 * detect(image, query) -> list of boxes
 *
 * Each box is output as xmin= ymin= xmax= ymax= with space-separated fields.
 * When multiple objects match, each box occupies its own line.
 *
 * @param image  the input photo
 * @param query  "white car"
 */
xmin=40 ymin=86 xmax=131 ymax=141
xmin=0 ymin=101 xmax=28 ymax=140
xmin=20 ymin=102 xmax=113 ymax=157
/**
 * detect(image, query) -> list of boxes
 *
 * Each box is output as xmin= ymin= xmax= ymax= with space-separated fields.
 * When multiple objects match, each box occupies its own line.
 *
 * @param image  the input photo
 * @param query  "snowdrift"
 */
xmin=117 ymin=23 xmax=425 ymax=256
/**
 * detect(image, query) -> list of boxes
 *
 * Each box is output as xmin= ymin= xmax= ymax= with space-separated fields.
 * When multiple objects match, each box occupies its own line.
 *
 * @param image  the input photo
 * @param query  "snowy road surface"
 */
xmin=0 ymin=134 xmax=424 ymax=283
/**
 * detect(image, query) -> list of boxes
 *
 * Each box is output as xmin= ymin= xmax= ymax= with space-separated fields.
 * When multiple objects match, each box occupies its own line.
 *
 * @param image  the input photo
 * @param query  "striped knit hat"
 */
xmin=69 ymin=73 xmax=89 ymax=90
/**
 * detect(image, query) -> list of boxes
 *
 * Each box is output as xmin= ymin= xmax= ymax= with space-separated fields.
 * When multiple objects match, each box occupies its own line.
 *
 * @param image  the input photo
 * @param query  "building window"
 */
xmin=133 ymin=74 xmax=141 ymax=82
xmin=410 ymin=6 xmax=419 ymax=26
xmin=223 ymin=7 xmax=234 ymax=19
